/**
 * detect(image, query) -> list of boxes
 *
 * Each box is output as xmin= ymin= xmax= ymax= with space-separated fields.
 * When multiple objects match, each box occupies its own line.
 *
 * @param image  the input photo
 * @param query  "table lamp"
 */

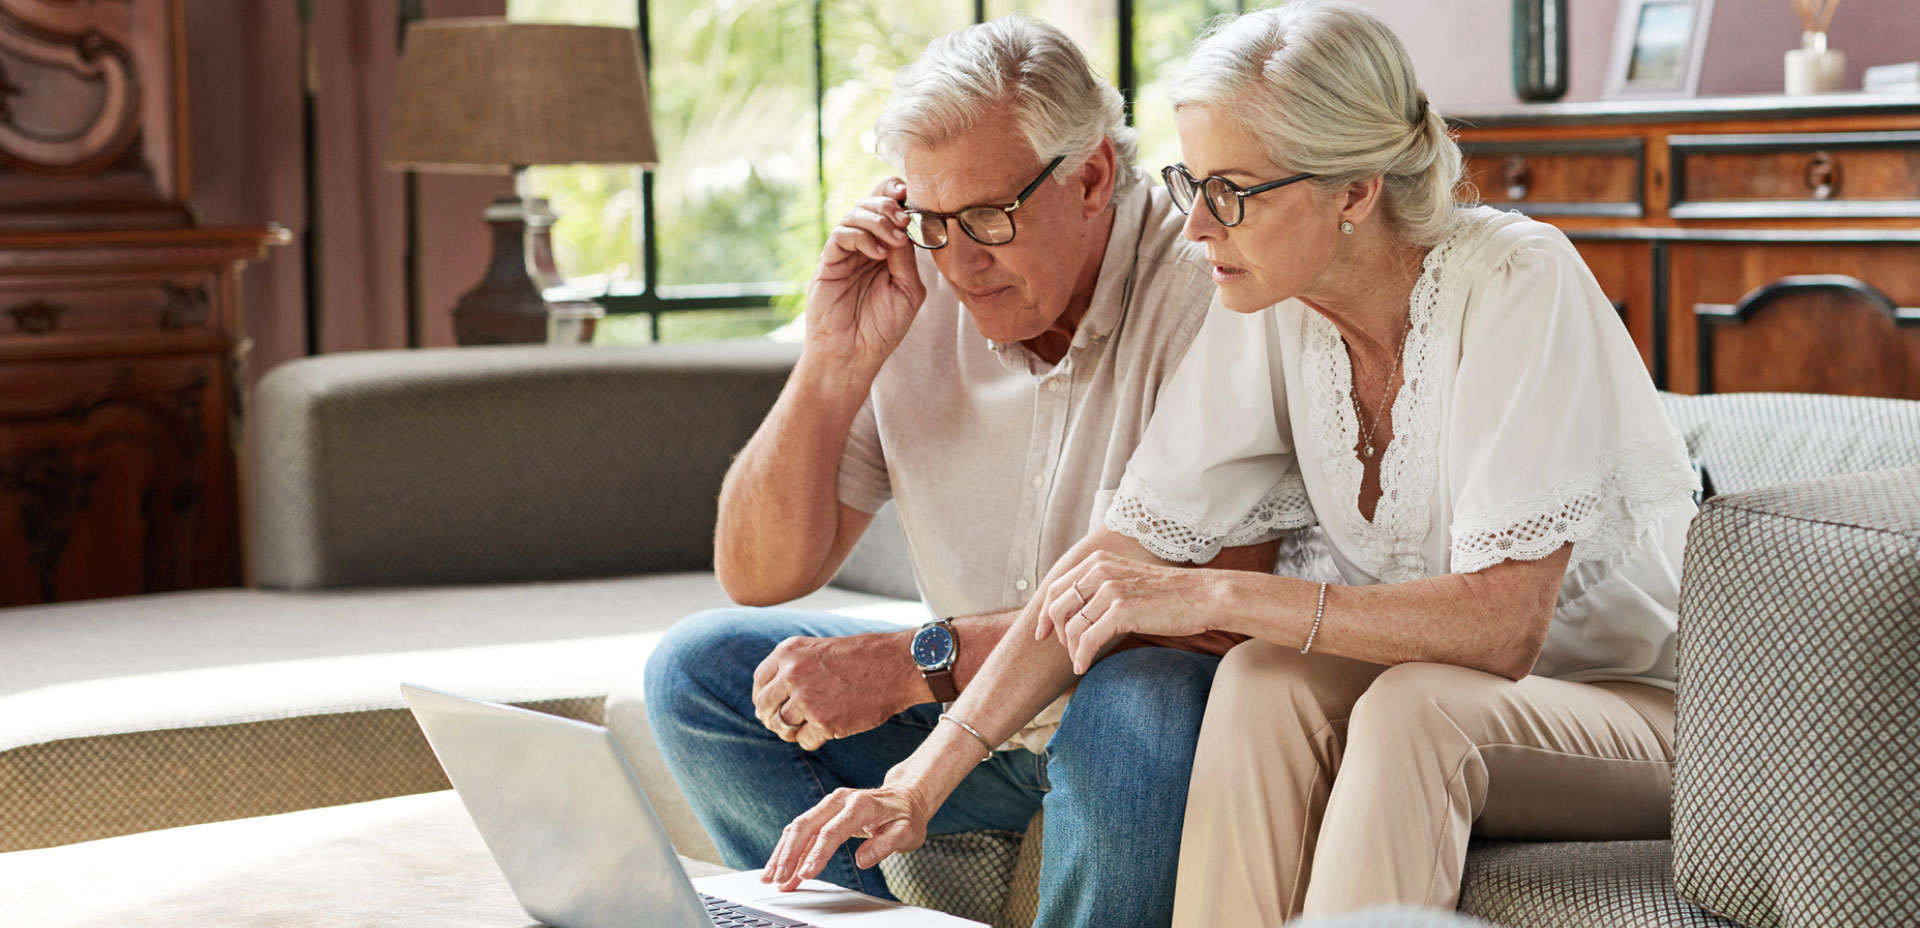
xmin=385 ymin=19 xmax=656 ymax=345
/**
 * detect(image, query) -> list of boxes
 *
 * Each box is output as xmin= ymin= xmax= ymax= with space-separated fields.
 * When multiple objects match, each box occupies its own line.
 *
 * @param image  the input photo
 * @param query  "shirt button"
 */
xmin=1015 ymin=578 xmax=1030 ymax=592
xmin=1046 ymin=380 xmax=1062 ymax=393
xmin=1031 ymin=474 xmax=1045 ymax=488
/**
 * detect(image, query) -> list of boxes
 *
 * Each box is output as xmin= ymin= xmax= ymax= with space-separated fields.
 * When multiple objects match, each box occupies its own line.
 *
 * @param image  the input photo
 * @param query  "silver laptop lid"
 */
xmin=401 ymin=683 xmax=710 ymax=928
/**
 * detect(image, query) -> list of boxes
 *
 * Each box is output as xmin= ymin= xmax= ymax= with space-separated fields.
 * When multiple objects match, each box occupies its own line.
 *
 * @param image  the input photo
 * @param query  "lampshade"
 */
xmin=385 ymin=19 xmax=656 ymax=173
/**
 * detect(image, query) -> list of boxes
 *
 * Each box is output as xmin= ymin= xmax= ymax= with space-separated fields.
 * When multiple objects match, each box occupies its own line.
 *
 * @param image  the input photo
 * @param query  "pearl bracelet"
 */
xmin=1301 ymin=581 xmax=1328 ymax=654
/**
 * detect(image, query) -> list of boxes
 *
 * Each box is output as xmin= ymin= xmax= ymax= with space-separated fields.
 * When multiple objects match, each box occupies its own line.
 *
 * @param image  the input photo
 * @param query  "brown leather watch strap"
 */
xmin=924 ymin=667 xmax=960 ymax=703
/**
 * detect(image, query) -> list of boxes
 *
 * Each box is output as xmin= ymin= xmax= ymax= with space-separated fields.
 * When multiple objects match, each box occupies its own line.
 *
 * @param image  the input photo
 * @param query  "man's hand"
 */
xmin=751 ymin=631 xmax=920 ymax=752
xmin=1035 ymin=550 xmax=1224 ymax=674
xmin=804 ymin=177 xmax=928 ymax=381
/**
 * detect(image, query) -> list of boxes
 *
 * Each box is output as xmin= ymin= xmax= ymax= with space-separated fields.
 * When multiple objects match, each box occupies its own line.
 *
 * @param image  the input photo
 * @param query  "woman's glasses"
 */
xmin=1161 ymin=163 xmax=1315 ymax=227
xmin=903 ymin=156 xmax=1065 ymax=249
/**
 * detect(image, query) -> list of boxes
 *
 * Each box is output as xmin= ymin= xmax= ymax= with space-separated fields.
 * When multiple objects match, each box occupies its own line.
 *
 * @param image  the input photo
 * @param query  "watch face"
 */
xmin=912 ymin=624 xmax=955 ymax=670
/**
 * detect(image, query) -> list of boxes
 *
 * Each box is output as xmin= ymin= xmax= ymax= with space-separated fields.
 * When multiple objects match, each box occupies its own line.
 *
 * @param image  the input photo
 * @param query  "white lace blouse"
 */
xmin=1106 ymin=207 xmax=1699 ymax=689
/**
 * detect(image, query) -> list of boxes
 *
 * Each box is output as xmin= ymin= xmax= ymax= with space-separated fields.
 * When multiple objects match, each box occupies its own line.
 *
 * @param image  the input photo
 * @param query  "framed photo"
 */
xmin=1605 ymin=0 xmax=1715 ymax=98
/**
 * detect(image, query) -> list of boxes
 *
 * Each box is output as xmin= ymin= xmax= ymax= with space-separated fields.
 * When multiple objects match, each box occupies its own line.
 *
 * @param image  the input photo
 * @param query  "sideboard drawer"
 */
xmin=1670 ymin=131 xmax=1920 ymax=219
xmin=1462 ymin=139 xmax=1644 ymax=217
xmin=0 ymin=272 xmax=222 ymax=355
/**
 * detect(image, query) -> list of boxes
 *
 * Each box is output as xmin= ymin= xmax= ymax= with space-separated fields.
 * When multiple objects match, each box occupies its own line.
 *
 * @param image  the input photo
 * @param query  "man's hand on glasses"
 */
xmin=803 ymin=176 xmax=929 ymax=383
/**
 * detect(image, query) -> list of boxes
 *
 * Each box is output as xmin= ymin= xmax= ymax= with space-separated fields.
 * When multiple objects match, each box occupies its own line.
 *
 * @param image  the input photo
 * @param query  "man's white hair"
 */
xmin=1171 ymin=1 xmax=1467 ymax=246
xmin=875 ymin=13 xmax=1139 ymax=192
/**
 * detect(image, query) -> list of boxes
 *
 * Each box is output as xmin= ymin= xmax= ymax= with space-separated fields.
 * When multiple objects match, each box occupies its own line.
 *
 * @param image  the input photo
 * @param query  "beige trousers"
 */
xmin=1170 ymin=640 xmax=1676 ymax=926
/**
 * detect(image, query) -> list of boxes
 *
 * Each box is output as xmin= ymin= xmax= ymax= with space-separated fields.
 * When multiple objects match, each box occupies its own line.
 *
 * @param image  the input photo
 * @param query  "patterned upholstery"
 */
xmin=251 ymin=342 xmax=799 ymax=589
xmin=1672 ymin=466 xmax=1920 ymax=928
xmin=1659 ymin=392 xmax=1920 ymax=494
xmin=0 ymin=697 xmax=600 ymax=853
xmin=880 ymin=825 xmax=1029 ymax=928
xmin=1458 ymin=841 xmax=1738 ymax=926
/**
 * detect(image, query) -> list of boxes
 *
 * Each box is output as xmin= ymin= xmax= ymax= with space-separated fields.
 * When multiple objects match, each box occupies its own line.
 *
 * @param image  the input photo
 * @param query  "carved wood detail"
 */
xmin=0 ymin=1 xmax=141 ymax=177
xmin=6 ymin=296 xmax=62 ymax=333
xmin=157 ymin=280 xmax=208 ymax=331
xmin=0 ymin=364 xmax=211 ymax=604
xmin=0 ymin=445 xmax=93 ymax=602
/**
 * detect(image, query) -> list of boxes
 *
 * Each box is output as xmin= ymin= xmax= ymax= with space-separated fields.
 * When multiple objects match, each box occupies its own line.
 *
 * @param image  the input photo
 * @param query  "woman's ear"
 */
xmin=1339 ymin=175 xmax=1387 ymax=227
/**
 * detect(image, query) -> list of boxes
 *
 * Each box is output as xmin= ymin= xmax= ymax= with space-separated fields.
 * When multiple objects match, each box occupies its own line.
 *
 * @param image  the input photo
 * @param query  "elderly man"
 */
xmin=643 ymin=15 xmax=1285 ymax=927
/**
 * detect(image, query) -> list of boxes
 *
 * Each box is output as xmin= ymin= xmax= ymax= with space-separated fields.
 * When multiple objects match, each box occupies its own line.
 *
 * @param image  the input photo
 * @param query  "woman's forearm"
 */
xmin=891 ymin=600 xmax=1082 ymax=810
xmin=1211 ymin=545 xmax=1569 ymax=680
xmin=889 ymin=537 xmax=1101 ymax=809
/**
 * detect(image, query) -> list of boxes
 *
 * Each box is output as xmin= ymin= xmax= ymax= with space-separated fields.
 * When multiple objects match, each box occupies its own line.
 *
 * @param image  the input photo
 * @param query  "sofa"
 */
xmin=2 ymin=343 xmax=1915 ymax=928
xmin=0 ymin=343 xmax=919 ymax=856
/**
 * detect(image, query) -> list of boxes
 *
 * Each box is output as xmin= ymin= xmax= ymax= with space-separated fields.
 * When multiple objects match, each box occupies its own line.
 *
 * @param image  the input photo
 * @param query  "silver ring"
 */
xmin=1071 ymin=581 xmax=1089 ymax=610
xmin=773 ymin=701 xmax=805 ymax=734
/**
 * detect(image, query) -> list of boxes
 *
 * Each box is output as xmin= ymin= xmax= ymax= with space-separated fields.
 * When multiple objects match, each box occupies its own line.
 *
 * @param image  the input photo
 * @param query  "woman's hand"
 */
xmin=1034 ymin=550 xmax=1223 ymax=673
xmin=760 ymin=779 xmax=932 ymax=891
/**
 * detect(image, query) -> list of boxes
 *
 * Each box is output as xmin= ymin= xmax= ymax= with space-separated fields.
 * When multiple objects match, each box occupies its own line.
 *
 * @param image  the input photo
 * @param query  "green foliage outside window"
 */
xmin=506 ymin=0 xmax=1241 ymax=343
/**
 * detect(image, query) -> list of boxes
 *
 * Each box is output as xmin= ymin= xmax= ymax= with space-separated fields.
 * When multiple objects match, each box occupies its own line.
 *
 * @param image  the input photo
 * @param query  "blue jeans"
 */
xmin=644 ymin=608 xmax=1220 ymax=928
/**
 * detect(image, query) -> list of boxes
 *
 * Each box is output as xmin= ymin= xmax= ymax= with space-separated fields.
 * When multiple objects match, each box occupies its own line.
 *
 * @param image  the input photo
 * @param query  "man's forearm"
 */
xmin=715 ymin=353 xmax=874 ymax=603
xmin=894 ymin=609 xmax=1021 ymax=704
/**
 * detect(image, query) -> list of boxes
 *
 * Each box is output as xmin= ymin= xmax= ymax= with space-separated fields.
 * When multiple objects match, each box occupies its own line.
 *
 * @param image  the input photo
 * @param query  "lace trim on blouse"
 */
xmin=1303 ymin=214 xmax=1493 ymax=584
xmin=1450 ymin=434 xmax=1698 ymax=574
xmin=1106 ymin=466 xmax=1315 ymax=563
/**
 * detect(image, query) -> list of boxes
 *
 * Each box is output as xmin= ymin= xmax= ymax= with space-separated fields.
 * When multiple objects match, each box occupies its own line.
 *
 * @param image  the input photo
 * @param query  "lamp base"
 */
xmin=451 ymin=192 xmax=558 ymax=345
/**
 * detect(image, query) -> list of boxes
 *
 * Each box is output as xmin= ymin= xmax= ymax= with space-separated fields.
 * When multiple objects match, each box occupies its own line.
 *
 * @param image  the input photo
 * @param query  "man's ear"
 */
xmin=1077 ymin=136 xmax=1118 ymax=217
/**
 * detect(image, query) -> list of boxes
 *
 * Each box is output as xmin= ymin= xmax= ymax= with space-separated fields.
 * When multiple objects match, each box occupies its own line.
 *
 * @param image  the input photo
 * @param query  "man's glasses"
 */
xmin=1161 ymin=163 xmax=1315 ymax=228
xmin=903 ymin=156 xmax=1065 ymax=249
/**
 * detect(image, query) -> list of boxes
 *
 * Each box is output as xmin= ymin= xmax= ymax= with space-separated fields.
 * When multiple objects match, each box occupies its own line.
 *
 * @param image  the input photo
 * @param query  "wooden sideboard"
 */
xmin=0 ymin=0 xmax=284 ymax=606
xmin=1450 ymin=95 xmax=1920 ymax=399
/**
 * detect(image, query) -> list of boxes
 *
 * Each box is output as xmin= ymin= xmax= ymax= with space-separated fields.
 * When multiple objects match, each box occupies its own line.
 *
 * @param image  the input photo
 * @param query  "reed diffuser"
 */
xmin=1786 ymin=0 xmax=1846 ymax=94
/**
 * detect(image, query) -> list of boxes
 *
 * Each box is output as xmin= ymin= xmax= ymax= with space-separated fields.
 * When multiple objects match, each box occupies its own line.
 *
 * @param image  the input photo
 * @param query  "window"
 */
xmin=502 ymin=0 xmax=1245 ymax=343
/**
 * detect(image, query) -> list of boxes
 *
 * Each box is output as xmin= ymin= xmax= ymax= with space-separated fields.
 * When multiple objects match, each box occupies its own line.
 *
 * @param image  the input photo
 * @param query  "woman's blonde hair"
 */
xmin=875 ymin=13 xmax=1139 ymax=192
xmin=1170 ymin=1 xmax=1468 ymax=245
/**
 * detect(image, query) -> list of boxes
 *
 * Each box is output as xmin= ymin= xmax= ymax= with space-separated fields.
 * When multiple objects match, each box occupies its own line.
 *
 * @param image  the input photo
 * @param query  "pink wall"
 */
xmin=185 ymin=0 xmax=509 ymax=386
xmin=1351 ymin=0 xmax=1920 ymax=107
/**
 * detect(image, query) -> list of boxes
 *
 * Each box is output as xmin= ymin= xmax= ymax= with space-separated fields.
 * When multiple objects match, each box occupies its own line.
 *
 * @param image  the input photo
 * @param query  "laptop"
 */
xmin=400 ymin=683 xmax=979 ymax=928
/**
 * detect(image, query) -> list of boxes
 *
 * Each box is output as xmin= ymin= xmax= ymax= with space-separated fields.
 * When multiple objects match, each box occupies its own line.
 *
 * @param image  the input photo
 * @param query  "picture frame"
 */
xmin=1605 ymin=0 xmax=1716 ymax=99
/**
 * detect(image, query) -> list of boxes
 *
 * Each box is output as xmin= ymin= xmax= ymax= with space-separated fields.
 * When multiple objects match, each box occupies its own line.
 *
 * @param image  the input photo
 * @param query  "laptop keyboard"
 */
xmin=702 ymin=892 xmax=820 ymax=928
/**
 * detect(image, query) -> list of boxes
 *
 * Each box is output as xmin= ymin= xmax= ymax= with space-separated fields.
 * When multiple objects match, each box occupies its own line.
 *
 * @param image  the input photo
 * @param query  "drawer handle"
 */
xmin=7 ymin=300 xmax=67 ymax=335
xmin=1803 ymin=152 xmax=1841 ymax=200
xmin=1502 ymin=157 xmax=1531 ymax=200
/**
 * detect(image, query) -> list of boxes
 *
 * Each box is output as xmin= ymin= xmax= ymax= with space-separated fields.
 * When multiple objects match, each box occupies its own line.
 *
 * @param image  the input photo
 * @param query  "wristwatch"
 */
xmin=911 ymin=618 xmax=960 ymax=702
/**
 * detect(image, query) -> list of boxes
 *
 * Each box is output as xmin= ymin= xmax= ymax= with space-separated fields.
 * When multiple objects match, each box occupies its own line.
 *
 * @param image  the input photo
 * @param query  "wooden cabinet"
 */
xmin=0 ymin=0 xmax=284 ymax=607
xmin=1452 ymin=95 xmax=1920 ymax=400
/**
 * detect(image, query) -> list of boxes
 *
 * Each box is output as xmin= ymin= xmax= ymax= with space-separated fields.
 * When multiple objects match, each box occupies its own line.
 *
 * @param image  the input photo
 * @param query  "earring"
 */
xmin=1340 ymin=221 xmax=1355 ymax=235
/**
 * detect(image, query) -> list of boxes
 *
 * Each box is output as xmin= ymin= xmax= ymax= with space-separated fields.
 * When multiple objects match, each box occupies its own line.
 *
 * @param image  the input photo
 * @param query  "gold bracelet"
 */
xmin=937 ymin=712 xmax=995 ymax=763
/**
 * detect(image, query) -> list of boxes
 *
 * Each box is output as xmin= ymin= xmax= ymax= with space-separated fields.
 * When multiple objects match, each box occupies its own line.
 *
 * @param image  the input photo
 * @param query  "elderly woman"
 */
xmin=763 ymin=3 xmax=1697 ymax=922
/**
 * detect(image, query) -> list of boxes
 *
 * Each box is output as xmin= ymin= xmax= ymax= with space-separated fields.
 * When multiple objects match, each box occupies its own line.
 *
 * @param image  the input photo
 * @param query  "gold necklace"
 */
xmin=1352 ymin=313 xmax=1410 ymax=460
